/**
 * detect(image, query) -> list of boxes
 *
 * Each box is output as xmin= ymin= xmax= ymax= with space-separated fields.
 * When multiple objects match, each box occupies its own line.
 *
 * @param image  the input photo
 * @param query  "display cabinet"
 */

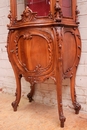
xmin=7 ymin=0 xmax=81 ymax=127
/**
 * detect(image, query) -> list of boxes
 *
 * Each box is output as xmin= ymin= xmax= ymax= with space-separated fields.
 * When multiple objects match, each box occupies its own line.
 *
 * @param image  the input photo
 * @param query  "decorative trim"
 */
xmin=54 ymin=0 xmax=63 ymax=22
xmin=7 ymin=11 xmax=13 ymax=27
xmin=21 ymin=6 xmax=37 ymax=22
xmin=75 ymin=6 xmax=80 ymax=24
xmin=12 ymin=30 xmax=54 ymax=75
xmin=62 ymin=28 xmax=81 ymax=78
xmin=55 ymin=27 xmax=63 ymax=67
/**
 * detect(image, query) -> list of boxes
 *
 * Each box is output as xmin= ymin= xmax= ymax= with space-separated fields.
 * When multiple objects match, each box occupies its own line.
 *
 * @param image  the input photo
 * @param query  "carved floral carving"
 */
xmin=21 ymin=6 xmax=37 ymax=22
xmin=23 ymin=32 xmax=32 ymax=40
xmin=54 ymin=0 xmax=63 ymax=22
xmin=12 ymin=30 xmax=53 ymax=76
xmin=7 ymin=11 xmax=13 ymax=27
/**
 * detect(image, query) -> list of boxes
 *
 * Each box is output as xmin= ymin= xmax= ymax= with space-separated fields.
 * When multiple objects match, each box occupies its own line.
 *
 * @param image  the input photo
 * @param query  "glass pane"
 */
xmin=17 ymin=0 xmax=25 ymax=20
xmin=25 ymin=0 xmax=50 ymax=16
xmin=62 ymin=0 xmax=72 ymax=17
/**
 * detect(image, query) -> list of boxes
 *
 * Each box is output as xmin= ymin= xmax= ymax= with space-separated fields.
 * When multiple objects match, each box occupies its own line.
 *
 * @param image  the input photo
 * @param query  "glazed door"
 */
xmin=60 ymin=0 xmax=76 ymax=20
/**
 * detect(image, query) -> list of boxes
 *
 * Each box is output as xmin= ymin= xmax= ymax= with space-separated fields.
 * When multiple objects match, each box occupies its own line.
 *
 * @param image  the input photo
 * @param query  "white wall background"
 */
xmin=0 ymin=0 xmax=87 ymax=112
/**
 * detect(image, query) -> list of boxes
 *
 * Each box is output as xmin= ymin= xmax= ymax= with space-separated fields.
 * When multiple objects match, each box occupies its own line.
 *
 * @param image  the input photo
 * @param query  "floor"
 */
xmin=0 ymin=93 xmax=87 ymax=130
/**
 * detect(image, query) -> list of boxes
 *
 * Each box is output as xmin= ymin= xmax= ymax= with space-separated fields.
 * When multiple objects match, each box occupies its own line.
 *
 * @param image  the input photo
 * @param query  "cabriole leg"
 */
xmin=56 ymin=80 xmax=66 ymax=127
xmin=11 ymin=74 xmax=22 ymax=111
xmin=70 ymin=72 xmax=81 ymax=114
xmin=27 ymin=84 xmax=35 ymax=102
xmin=56 ymin=68 xmax=66 ymax=127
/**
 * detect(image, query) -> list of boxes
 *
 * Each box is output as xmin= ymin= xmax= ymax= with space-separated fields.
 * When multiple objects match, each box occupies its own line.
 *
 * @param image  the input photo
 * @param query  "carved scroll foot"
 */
xmin=60 ymin=115 xmax=66 ymax=128
xmin=27 ymin=93 xmax=34 ymax=102
xmin=74 ymin=102 xmax=81 ymax=114
xmin=11 ymin=72 xmax=22 ymax=111
xmin=11 ymin=101 xmax=18 ymax=111
xmin=70 ymin=72 xmax=81 ymax=115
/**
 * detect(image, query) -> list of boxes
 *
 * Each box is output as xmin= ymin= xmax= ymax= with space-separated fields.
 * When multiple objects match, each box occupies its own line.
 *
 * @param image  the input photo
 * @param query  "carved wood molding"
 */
xmin=10 ymin=29 xmax=54 ymax=75
xmin=21 ymin=6 xmax=37 ymax=22
xmin=54 ymin=0 xmax=63 ymax=22
xmin=25 ymin=71 xmax=55 ymax=85
xmin=7 ymin=11 xmax=13 ymax=28
xmin=75 ymin=6 xmax=80 ymax=24
xmin=62 ymin=28 xmax=81 ymax=78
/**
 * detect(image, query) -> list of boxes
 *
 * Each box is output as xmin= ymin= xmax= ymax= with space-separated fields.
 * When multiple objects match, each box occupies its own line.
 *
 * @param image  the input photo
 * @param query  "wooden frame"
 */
xmin=10 ymin=0 xmax=17 ymax=24
xmin=60 ymin=0 xmax=76 ymax=25
xmin=24 ymin=0 xmax=76 ymax=24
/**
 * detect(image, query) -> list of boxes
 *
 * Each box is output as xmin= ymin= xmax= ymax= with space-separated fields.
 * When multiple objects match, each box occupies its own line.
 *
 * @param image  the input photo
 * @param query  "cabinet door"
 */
xmin=62 ymin=28 xmax=81 ymax=76
xmin=12 ymin=27 xmax=54 ymax=77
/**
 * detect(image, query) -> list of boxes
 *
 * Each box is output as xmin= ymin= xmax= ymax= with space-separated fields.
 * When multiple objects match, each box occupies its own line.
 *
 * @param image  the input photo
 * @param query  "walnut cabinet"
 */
xmin=7 ymin=0 xmax=81 ymax=127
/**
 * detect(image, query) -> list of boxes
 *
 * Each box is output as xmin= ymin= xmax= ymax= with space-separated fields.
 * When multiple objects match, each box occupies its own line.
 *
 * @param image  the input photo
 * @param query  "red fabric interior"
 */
xmin=62 ymin=0 xmax=72 ymax=17
xmin=27 ymin=0 xmax=50 ymax=16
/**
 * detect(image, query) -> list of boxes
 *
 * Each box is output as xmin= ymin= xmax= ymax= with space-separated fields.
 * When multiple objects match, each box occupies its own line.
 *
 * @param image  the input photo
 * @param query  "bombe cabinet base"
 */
xmin=7 ymin=26 xmax=81 ymax=128
xmin=7 ymin=2 xmax=81 ymax=127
